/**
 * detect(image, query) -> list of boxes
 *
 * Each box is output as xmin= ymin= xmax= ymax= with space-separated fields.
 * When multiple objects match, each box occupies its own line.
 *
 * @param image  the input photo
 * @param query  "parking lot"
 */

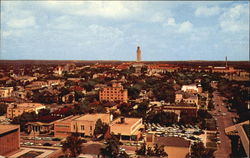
xmin=145 ymin=123 xmax=205 ymax=144
xmin=20 ymin=136 xmax=62 ymax=148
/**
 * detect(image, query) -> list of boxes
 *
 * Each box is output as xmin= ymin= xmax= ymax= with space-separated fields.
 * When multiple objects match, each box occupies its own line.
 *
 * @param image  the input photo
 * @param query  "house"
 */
xmin=110 ymin=117 xmax=144 ymax=141
xmin=0 ymin=125 xmax=20 ymax=156
xmin=146 ymin=134 xmax=191 ymax=158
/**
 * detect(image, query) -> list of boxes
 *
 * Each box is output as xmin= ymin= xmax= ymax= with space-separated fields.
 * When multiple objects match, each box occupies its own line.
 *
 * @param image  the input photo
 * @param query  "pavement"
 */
xmin=211 ymin=89 xmax=238 ymax=158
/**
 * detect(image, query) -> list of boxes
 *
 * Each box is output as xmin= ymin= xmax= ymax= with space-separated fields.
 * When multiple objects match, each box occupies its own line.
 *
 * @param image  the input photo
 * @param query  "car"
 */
xmin=216 ymin=140 xmax=221 ymax=144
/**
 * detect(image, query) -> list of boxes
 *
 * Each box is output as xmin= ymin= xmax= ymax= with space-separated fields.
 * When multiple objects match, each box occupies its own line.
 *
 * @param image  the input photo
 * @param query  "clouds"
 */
xmin=40 ymin=1 xmax=142 ymax=19
xmin=178 ymin=21 xmax=193 ymax=33
xmin=0 ymin=1 xmax=249 ymax=60
xmin=195 ymin=6 xmax=221 ymax=16
xmin=219 ymin=4 xmax=249 ymax=32
xmin=7 ymin=16 xmax=36 ymax=28
xmin=163 ymin=18 xmax=193 ymax=33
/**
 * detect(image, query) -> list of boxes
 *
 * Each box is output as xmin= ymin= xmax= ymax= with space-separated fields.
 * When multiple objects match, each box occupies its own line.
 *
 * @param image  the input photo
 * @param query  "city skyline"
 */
xmin=1 ymin=1 xmax=249 ymax=61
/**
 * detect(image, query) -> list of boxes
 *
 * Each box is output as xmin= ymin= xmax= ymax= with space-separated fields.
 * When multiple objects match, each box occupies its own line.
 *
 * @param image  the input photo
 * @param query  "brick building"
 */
xmin=0 ymin=125 xmax=20 ymax=156
xmin=99 ymin=82 xmax=128 ymax=103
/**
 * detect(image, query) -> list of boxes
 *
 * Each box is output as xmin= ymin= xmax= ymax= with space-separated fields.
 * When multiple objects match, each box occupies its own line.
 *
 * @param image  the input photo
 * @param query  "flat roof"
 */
xmin=110 ymin=117 xmax=141 ymax=127
xmin=53 ymin=115 xmax=80 ymax=123
xmin=0 ymin=125 xmax=19 ymax=135
xmin=75 ymin=113 xmax=109 ymax=122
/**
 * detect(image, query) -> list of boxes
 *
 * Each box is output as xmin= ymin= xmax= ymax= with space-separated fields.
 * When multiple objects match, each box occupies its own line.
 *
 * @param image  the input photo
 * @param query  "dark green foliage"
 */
xmin=62 ymin=133 xmax=86 ymax=157
xmin=190 ymin=142 xmax=215 ymax=158
xmin=94 ymin=119 xmax=108 ymax=139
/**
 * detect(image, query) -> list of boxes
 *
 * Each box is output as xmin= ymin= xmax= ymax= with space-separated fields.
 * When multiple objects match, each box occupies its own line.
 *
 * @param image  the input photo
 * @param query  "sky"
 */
xmin=0 ymin=1 xmax=249 ymax=61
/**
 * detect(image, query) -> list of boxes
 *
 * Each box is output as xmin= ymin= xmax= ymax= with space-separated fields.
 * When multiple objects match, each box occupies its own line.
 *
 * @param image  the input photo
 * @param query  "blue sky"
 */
xmin=1 ymin=1 xmax=249 ymax=61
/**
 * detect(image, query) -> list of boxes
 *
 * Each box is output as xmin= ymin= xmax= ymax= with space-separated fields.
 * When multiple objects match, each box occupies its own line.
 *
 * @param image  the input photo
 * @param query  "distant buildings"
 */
xmin=99 ymin=82 xmax=128 ymax=103
xmin=7 ymin=103 xmax=45 ymax=119
xmin=0 ymin=125 xmax=20 ymax=156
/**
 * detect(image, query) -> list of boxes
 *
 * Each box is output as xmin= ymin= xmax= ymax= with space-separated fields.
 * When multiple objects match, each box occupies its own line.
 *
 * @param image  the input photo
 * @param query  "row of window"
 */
xmin=101 ymin=97 xmax=125 ymax=100
xmin=73 ymin=125 xmax=92 ymax=131
xmin=100 ymin=94 xmax=124 ymax=97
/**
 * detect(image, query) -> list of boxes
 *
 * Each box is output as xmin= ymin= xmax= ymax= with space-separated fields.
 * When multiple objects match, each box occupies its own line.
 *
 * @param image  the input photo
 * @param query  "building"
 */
xmin=181 ymin=84 xmax=202 ymax=93
xmin=146 ymin=135 xmax=191 ymax=158
xmin=147 ymin=64 xmax=179 ymax=74
xmin=225 ymin=120 xmax=249 ymax=157
xmin=54 ymin=113 xmax=110 ymax=138
xmin=7 ymin=103 xmax=45 ymax=119
xmin=0 ymin=125 xmax=20 ymax=156
xmin=26 ymin=122 xmax=54 ymax=135
xmin=136 ymin=46 xmax=141 ymax=62
xmin=153 ymin=103 xmax=198 ymax=120
xmin=175 ymin=92 xmax=199 ymax=105
xmin=0 ymin=87 xmax=13 ymax=98
xmin=99 ymin=82 xmax=128 ymax=103
xmin=110 ymin=117 xmax=144 ymax=141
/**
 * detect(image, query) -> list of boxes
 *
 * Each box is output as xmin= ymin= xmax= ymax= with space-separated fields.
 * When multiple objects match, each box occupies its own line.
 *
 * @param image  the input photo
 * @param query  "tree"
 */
xmin=100 ymin=134 xmax=128 ymax=158
xmin=136 ymin=143 xmax=146 ymax=155
xmin=62 ymin=133 xmax=86 ymax=157
xmin=38 ymin=108 xmax=51 ymax=117
xmin=100 ymin=134 xmax=119 ymax=158
xmin=94 ymin=119 xmax=108 ymax=139
xmin=190 ymin=142 xmax=215 ymax=158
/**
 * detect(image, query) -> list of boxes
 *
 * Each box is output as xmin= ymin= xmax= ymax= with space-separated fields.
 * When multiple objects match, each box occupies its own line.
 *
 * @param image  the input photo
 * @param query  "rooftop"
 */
xmin=110 ymin=117 xmax=141 ymax=127
xmin=75 ymin=113 xmax=109 ymax=122
xmin=0 ymin=125 xmax=19 ymax=135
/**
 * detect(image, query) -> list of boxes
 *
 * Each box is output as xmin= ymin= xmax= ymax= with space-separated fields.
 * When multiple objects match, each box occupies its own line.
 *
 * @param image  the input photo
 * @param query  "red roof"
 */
xmin=70 ymin=86 xmax=84 ymax=91
xmin=52 ymin=107 xmax=71 ymax=115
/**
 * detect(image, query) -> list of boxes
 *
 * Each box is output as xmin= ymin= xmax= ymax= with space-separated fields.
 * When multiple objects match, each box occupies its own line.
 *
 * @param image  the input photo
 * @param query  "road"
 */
xmin=211 ymin=90 xmax=237 ymax=158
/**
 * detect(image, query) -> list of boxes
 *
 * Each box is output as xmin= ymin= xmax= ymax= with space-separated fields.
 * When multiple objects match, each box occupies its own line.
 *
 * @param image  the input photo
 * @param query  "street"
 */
xmin=211 ymin=90 xmax=237 ymax=158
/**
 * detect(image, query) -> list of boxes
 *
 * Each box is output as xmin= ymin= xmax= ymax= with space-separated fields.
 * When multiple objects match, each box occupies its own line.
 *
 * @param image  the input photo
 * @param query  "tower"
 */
xmin=136 ymin=46 xmax=141 ymax=62
xmin=225 ymin=56 xmax=228 ymax=67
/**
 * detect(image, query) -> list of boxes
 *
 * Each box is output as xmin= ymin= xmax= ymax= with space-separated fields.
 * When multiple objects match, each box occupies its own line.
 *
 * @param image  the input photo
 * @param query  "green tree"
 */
xmin=190 ymin=142 xmax=215 ymax=158
xmin=100 ymin=134 xmax=128 ymax=158
xmin=94 ymin=119 xmax=108 ymax=139
xmin=62 ymin=133 xmax=86 ymax=157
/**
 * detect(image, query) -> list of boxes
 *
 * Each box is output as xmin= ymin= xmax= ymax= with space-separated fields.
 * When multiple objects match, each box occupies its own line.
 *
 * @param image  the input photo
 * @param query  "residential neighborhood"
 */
xmin=0 ymin=56 xmax=249 ymax=158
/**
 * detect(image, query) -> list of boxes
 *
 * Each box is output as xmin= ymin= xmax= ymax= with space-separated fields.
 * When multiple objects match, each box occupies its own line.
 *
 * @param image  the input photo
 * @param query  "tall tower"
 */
xmin=136 ymin=46 xmax=141 ymax=62
xmin=225 ymin=56 xmax=228 ymax=67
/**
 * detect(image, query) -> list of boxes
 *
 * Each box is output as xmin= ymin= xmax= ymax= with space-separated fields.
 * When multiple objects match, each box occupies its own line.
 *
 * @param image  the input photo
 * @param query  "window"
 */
xmin=81 ymin=125 xmax=84 ymax=131
xmin=90 ymin=126 xmax=92 ymax=131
